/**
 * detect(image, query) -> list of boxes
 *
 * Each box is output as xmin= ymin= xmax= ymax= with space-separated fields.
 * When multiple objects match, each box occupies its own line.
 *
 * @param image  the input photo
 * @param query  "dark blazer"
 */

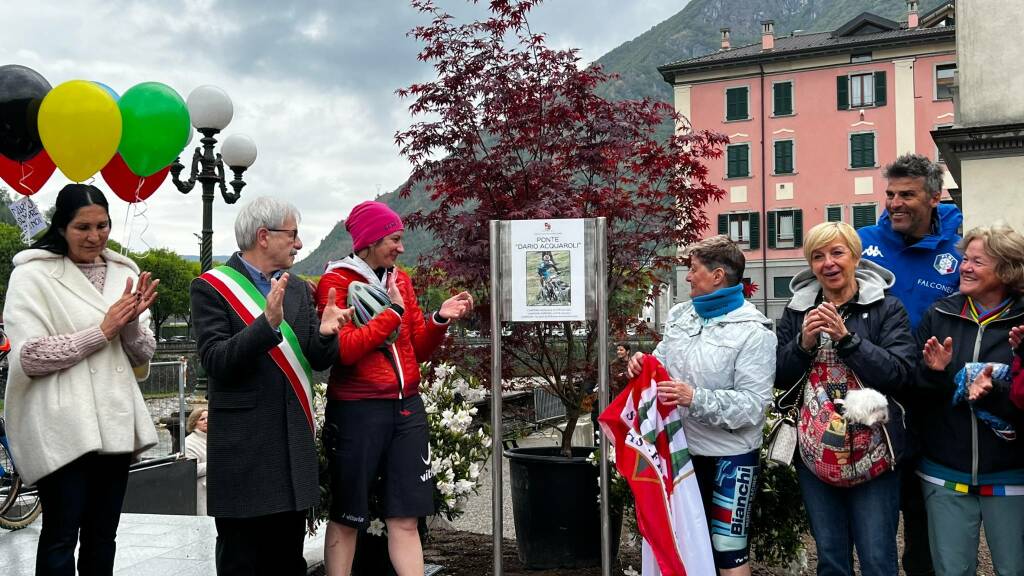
xmin=190 ymin=254 xmax=339 ymax=518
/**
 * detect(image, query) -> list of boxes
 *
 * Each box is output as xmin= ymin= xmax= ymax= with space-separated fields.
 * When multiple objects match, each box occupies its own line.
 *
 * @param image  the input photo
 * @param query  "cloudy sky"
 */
xmin=2 ymin=0 xmax=686 ymax=257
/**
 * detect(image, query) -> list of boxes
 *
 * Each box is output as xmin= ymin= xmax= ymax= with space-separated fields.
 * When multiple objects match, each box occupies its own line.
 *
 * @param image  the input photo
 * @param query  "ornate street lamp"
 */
xmin=170 ymin=85 xmax=257 ymax=272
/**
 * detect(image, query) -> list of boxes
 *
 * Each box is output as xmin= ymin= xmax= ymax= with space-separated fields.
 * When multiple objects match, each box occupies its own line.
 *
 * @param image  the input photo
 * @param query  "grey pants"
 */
xmin=921 ymin=480 xmax=1024 ymax=576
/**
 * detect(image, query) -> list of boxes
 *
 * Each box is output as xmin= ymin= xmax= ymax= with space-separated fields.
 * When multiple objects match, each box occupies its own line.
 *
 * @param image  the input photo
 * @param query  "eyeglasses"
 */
xmin=267 ymin=228 xmax=299 ymax=240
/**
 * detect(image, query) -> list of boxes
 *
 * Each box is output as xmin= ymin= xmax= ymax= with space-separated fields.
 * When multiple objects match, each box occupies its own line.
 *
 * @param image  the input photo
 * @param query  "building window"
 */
xmin=850 ymin=132 xmax=875 ymax=168
xmin=726 ymin=87 xmax=749 ymax=121
xmin=768 ymin=209 xmax=803 ymax=249
xmin=718 ymin=212 xmax=760 ymax=250
xmin=935 ymin=124 xmax=954 ymax=162
xmin=826 ymin=205 xmax=843 ymax=222
xmin=852 ymin=204 xmax=877 ymax=230
xmin=727 ymin=144 xmax=750 ymax=178
xmin=774 ymin=140 xmax=794 ymax=174
xmin=837 ymin=71 xmax=886 ymax=109
xmin=773 ymin=81 xmax=793 ymax=116
xmin=935 ymin=63 xmax=956 ymax=100
xmin=774 ymin=276 xmax=794 ymax=298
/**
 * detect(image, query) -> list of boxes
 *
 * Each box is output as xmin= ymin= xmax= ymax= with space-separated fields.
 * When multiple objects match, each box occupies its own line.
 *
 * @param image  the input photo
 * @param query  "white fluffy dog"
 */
xmin=843 ymin=388 xmax=890 ymax=426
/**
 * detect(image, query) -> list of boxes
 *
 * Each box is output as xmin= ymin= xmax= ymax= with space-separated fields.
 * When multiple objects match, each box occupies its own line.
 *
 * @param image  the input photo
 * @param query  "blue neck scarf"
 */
xmin=692 ymin=284 xmax=745 ymax=320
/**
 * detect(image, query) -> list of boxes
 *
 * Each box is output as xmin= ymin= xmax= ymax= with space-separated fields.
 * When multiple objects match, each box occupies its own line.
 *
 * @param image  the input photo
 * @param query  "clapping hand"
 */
xmin=100 ymin=273 xmax=161 ymax=340
xmin=133 ymin=272 xmax=159 ymax=319
xmin=968 ymin=364 xmax=995 ymax=401
xmin=266 ymin=273 xmax=289 ymax=329
xmin=319 ymin=287 xmax=353 ymax=336
xmin=439 ymin=291 xmax=474 ymax=320
xmin=387 ymin=271 xmax=405 ymax=309
xmin=816 ymin=302 xmax=849 ymax=341
xmin=1009 ymin=324 xmax=1024 ymax=351
xmin=923 ymin=336 xmax=954 ymax=371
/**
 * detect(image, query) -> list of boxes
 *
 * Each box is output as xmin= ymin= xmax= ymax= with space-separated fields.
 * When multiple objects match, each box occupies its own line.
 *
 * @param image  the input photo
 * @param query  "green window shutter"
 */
xmin=837 ymin=75 xmax=849 ymax=110
xmin=773 ymin=82 xmax=792 ymax=116
xmin=718 ymin=213 xmax=728 ymax=235
xmin=826 ymin=206 xmax=842 ymax=222
xmin=851 ymin=133 xmax=874 ymax=168
xmin=874 ymin=71 xmax=887 ymax=106
xmin=794 ymin=209 xmax=804 ymax=247
xmin=727 ymin=88 xmax=748 ymax=121
xmin=853 ymin=205 xmax=876 ymax=229
xmin=775 ymin=140 xmax=793 ymax=174
xmin=749 ymin=212 xmax=760 ymax=250
xmin=728 ymin=145 xmax=749 ymax=177
xmin=767 ymin=211 xmax=777 ymax=249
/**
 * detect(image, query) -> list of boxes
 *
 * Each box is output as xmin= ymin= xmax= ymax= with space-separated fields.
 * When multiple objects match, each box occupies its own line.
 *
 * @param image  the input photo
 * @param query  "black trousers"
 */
xmin=901 ymin=464 xmax=934 ymax=575
xmin=35 ymin=452 xmax=132 ymax=576
xmin=215 ymin=510 xmax=307 ymax=576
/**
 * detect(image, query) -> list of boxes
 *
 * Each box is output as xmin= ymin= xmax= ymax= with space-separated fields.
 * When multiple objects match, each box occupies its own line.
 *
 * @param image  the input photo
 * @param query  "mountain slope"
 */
xmin=294 ymin=0 xmax=946 ymax=274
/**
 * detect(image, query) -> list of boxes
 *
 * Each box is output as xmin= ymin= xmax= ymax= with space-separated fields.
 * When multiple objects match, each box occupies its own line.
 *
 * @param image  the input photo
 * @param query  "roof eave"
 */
xmin=658 ymin=28 xmax=955 ymax=84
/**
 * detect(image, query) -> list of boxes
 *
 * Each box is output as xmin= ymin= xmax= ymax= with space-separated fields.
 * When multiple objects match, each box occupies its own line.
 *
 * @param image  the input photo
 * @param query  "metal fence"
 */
xmin=533 ymin=387 xmax=567 ymax=423
xmin=139 ymin=358 xmax=199 ymax=397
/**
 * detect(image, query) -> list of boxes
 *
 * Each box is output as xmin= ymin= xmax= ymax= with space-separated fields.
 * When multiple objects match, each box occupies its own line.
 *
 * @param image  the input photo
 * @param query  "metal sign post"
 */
xmin=489 ymin=217 xmax=610 ymax=576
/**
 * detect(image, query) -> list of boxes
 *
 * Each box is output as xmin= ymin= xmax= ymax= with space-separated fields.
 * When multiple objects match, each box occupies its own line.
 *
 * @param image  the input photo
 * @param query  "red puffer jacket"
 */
xmin=315 ymin=262 xmax=448 ymax=401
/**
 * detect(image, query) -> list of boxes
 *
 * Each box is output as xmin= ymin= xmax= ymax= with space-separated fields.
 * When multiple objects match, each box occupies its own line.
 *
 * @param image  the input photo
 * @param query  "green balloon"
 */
xmin=118 ymin=82 xmax=190 ymax=177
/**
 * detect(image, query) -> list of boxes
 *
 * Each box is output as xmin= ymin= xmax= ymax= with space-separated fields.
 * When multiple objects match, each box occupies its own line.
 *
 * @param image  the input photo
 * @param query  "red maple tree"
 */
xmin=396 ymin=0 xmax=728 ymax=455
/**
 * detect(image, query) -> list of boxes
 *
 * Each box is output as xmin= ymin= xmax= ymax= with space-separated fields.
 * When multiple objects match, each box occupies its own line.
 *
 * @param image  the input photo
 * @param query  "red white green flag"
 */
xmin=599 ymin=355 xmax=715 ymax=576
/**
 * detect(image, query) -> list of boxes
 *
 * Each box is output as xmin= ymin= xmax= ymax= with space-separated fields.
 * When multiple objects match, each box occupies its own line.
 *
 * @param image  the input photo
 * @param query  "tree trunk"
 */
xmin=560 ymin=412 xmax=579 ymax=457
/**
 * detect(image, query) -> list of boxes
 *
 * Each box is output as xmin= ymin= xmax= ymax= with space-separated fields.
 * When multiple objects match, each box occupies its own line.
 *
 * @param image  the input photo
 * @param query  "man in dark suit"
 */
xmin=190 ymin=196 xmax=350 ymax=575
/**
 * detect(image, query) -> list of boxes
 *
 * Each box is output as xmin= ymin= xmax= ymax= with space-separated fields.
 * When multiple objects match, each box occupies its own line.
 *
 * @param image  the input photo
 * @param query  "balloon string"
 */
xmin=131 ymin=196 xmax=153 ymax=260
xmin=18 ymin=161 xmax=35 ymax=194
xmin=120 ymin=177 xmax=153 ymax=259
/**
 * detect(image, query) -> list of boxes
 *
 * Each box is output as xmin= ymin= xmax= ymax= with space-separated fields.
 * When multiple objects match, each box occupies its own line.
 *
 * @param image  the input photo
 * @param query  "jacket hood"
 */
xmin=323 ymin=254 xmax=391 ymax=290
xmin=787 ymin=259 xmax=895 ymax=311
xmin=877 ymin=202 xmax=963 ymax=242
xmin=12 ymin=248 xmax=140 ymax=273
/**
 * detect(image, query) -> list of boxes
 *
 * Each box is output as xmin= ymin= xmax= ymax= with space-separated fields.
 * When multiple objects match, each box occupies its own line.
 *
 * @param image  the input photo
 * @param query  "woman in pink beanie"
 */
xmin=315 ymin=200 xmax=474 ymax=575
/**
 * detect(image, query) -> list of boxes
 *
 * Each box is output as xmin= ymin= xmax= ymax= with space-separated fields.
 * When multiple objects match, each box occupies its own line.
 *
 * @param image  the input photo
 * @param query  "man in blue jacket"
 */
xmin=858 ymin=153 xmax=962 ymax=576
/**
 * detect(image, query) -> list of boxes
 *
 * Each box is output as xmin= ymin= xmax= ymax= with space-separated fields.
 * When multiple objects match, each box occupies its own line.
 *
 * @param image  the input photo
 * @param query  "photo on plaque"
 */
xmin=526 ymin=250 xmax=571 ymax=306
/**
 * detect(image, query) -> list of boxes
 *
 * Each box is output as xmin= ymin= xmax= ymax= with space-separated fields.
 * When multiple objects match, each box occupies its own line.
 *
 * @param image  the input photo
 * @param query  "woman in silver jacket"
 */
xmin=628 ymin=235 xmax=776 ymax=576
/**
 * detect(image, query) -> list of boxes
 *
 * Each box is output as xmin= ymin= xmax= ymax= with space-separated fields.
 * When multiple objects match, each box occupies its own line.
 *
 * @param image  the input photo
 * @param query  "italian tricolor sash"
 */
xmin=599 ymin=355 xmax=715 ymax=576
xmin=199 ymin=266 xmax=316 ymax=432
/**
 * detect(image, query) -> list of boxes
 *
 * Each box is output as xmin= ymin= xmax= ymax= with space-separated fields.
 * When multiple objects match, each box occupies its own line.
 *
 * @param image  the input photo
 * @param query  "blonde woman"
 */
xmin=185 ymin=407 xmax=209 ymax=515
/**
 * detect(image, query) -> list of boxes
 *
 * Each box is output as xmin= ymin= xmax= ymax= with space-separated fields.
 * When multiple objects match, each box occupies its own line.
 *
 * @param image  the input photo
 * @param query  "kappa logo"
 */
xmin=862 ymin=245 xmax=884 ymax=258
xmin=934 ymin=253 xmax=958 ymax=275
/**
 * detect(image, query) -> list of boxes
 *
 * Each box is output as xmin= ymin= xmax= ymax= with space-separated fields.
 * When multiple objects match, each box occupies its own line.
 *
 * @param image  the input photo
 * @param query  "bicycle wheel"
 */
xmin=0 ymin=439 xmax=17 ymax=515
xmin=0 ymin=482 xmax=41 ymax=530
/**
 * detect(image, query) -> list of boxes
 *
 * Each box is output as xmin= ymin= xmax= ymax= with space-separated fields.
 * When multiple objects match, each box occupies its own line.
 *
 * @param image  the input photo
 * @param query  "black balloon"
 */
xmin=0 ymin=65 xmax=51 ymax=162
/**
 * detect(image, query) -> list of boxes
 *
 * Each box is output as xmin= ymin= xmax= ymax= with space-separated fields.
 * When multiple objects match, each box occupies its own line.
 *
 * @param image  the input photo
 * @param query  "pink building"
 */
xmin=658 ymin=2 xmax=956 ymax=319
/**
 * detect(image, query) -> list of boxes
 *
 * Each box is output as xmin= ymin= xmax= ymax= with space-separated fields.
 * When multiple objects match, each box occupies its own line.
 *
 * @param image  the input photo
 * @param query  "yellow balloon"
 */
xmin=38 ymin=80 xmax=122 ymax=182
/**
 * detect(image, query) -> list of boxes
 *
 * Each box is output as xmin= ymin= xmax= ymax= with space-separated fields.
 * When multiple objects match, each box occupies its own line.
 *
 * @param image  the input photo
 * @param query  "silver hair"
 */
xmin=234 ymin=196 xmax=301 ymax=251
xmin=883 ymin=153 xmax=945 ymax=197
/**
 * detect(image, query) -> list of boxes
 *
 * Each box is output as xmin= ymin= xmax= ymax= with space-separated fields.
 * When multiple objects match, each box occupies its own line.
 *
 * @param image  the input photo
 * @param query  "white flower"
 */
xmin=469 ymin=462 xmax=481 ymax=479
xmin=623 ymin=566 xmax=641 ymax=576
xmin=367 ymin=518 xmax=386 ymax=537
xmin=455 ymin=479 xmax=475 ymax=495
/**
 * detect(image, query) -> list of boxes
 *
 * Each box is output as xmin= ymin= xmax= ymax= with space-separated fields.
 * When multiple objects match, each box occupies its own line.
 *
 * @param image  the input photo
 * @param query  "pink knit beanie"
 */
xmin=345 ymin=201 xmax=404 ymax=252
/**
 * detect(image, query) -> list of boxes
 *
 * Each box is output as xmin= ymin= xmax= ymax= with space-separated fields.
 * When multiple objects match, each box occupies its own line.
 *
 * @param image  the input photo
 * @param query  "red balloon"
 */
xmin=0 ymin=149 xmax=56 ymax=196
xmin=101 ymin=153 xmax=169 ymax=203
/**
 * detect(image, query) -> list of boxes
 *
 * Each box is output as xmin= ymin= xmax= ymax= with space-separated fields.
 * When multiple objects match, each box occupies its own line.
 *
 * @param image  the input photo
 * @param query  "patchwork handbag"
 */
xmin=797 ymin=347 xmax=894 ymax=487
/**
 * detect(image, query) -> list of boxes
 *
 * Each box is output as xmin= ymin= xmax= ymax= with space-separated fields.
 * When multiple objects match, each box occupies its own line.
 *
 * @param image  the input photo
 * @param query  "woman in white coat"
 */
xmin=3 ymin=184 xmax=160 ymax=575
xmin=184 ymin=408 xmax=208 ymax=515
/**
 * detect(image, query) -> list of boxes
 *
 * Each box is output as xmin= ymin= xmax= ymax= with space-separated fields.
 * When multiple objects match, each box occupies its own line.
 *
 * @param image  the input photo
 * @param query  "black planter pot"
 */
xmin=505 ymin=446 xmax=622 ymax=569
